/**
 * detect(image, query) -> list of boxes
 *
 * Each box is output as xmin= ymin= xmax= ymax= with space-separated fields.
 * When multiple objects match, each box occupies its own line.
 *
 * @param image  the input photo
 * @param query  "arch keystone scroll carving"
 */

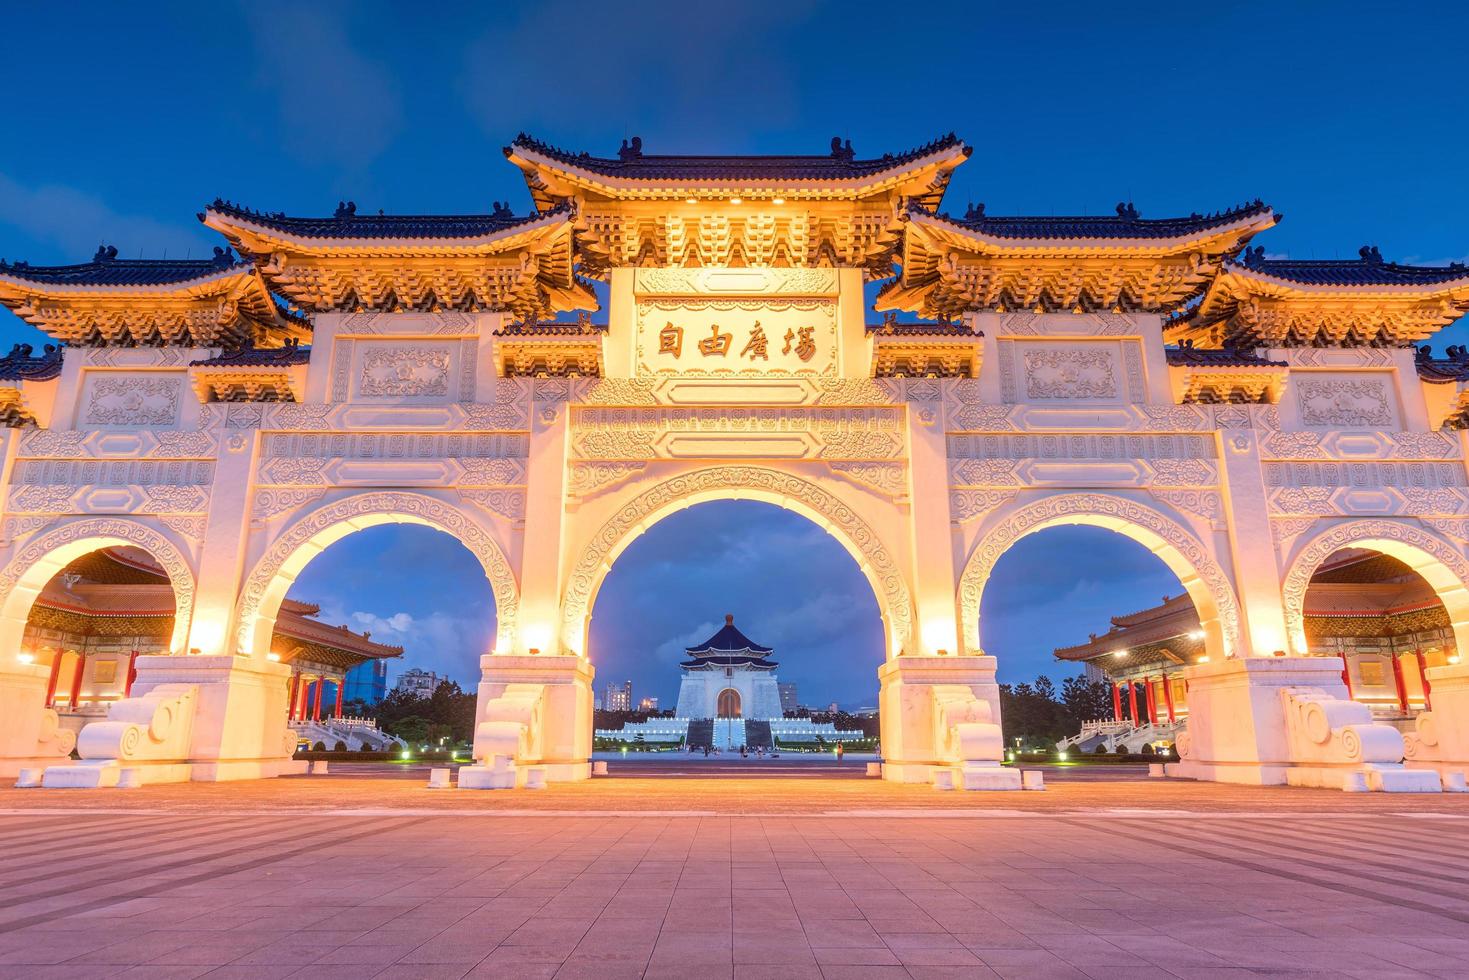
xmin=560 ymin=466 xmax=914 ymax=658
xmin=958 ymin=493 xmax=1242 ymax=659
xmin=0 ymin=518 xmax=197 ymax=654
xmin=235 ymin=491 xmax=519 ymax=657
xmin=1281 ymin=519 xmax=1469 ymax=654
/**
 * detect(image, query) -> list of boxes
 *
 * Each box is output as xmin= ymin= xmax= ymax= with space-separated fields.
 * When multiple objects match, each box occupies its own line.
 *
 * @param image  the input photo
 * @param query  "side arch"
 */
xmin=958 ymin=493 xmax=1242 ymax=659
xmin=234 ymin=491 xmax=519 ymax=658
xmin=560 ymin=466 xmax=914 ymax=659
xmin=1281 ymin=519 xmax=1469 ymax=655
xmin=0 ymin=518 xmax=197 ymax=658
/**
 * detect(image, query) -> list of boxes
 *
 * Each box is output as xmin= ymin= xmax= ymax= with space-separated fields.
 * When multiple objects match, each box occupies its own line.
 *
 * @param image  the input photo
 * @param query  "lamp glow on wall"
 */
xmin=922 ymin=620 xmax=957 ymax=657
xmin=186 ymin=619 xmax=226 ymax=656
xmin=521 ymin=623 xmax=551 ymax=656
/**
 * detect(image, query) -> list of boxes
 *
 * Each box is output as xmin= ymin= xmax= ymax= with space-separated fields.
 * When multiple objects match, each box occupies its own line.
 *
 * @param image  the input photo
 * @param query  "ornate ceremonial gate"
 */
xmin=3 ymin=133 xmax=1469 ymax=790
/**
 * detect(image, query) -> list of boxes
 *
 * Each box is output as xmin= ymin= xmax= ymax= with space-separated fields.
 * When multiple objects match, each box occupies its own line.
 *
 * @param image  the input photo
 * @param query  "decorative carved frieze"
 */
xmin=340 ymin=311 xmax=475 ymax=334
xmin=256 ymin=432 xmax=529 ymax=486
xmin=825 ymin=461 xmax=908 ymax=499
xmin=251 ymin=487 xmax=328 ymax=522
xmin=458 ymin=488 xmax=528 ymax=521
xmin=567 ymin=461 xmax=648 ymax=497
xmin=948 ymin=433 xmax=1214 ymax=467
xmin=949 ymin=489 xmax=1017 ymax=523
xmin=633 ymin=267 xmax=840 ymax=296
xmin=1150 ymin=489 xmax=1227 ymax=531
xmin=569 ymin=407 xmax=905 ymax=461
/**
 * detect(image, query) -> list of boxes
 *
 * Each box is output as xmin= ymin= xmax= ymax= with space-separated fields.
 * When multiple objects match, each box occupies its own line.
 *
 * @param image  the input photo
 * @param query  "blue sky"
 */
xmin=5 ymin=2 xmax=1468 ymax=702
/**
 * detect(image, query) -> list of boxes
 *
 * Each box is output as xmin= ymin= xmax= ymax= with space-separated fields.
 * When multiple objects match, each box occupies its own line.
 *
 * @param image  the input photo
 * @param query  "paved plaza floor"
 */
xmin=2 ymin=767 xmax=1468 ymax=979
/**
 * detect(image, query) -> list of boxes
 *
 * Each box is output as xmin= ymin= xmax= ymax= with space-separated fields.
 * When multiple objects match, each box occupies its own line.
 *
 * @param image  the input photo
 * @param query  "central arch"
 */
xmin=560 ymin=466 xmax=914 ymax=659
xmin=958 ymin=493 xmax=1242 ymax=660
xmin=1281 ymin=519 xmax=1469 ymax=655
xmin=0 ymin=518 xmax=196 ymax=658
xmin=234 ymin=491 xmax=519 ymax=658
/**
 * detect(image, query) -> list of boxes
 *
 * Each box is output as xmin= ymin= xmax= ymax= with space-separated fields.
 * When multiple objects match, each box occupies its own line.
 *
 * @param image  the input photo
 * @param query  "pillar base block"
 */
xmin=0 ymin=666 xmax=76 ymax=778
xmin=475 ymin=654 xmax=593 ymax=783
xmin=1171 ymin=656 xmax=1438 ymax=792
xmin=878 ymin=655 xmax=1007 ymax=786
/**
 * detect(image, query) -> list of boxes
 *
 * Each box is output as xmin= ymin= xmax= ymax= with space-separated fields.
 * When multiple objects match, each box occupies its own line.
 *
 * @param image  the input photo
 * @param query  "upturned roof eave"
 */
xmin=201 ymin=204 xmax=576 ymax=256
xmin=506 ymin=144 xmax=968 ymax=203
xmin=904 ymin=206 xmax=1280 ymax=256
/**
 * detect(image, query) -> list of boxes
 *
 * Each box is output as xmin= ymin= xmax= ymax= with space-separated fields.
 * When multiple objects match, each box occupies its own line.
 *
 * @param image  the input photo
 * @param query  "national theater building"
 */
xmin=1055 ymin=549 xmax=1461 ymax=754
xmin=19 ymin=545 xmax=400 ymax=741
xmin=4 ymin=131 xmax=1469 ymax=791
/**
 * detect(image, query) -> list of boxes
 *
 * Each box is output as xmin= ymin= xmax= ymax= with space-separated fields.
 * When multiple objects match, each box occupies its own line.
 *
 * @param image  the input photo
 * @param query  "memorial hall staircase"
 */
xmin=744 ymin=720 xmax=773 ymax=750
xmin=686 ymin=719 xmax=714 ymax=751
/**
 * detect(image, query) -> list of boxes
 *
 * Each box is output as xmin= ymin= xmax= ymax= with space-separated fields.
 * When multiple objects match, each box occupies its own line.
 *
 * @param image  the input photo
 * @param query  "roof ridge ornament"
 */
xmin=964 ymin=202 xmax=985 ymax=221
xmin=1359 ymin=244 xmax=1384 ymax=265
xmin=491 ymin=200 xmax=514 ymax=219
xmin=334 ymin=201 xmax=357 ymax=219
xmin=1116 ymin=201 xmax=1140 ymax=221
xmin=93 ymin=244 xmax=118 ymax=263
xmin=618 ymin=136 xmax=643 ymax=161
xmin=830 ymin=136 xmax=854 ymax=161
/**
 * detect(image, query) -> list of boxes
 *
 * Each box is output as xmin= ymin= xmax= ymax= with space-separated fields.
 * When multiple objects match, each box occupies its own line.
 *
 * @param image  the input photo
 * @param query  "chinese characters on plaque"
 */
xmin=659 ymin=322 xmax=816 ymax=364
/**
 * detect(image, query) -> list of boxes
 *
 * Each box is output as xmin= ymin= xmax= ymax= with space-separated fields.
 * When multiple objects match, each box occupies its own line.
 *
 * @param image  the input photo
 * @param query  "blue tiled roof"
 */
xmin=0 ymin=246 xmax=242 ymax=287
xmin=495 ymin=313 xmax=607 ymax=336
xmin=867 ymin=314 xmax=978 ymax=337
xmin=203 ymin=199 xmax=572 ymax=240
xmin=685 ymin=615 xmax=774 ymax=657
xmin=192 ymin=339 xmax=310 ymax=368
xmin=508 ymin=132 xmax=969 ymax=181
xmin=1416 ymin=345 xmax=1469 ymax=383
xmin=0 ymin=343 xmax=63 ymax=381
xmin=931 ymin=200 xmax=1277 ymax=241
xmin=1164 ymin=343 xmax=1287 ymax=368
xmin=1231 ymin=245 xmax=1469 ymax=286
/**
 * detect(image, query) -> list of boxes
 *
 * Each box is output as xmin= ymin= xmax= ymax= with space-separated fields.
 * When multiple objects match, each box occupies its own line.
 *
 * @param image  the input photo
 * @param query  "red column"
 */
xmin=1391 ymin=654 xmax=1410 ymax=713
xmin=333 ymin=680 xmax=344 ymax=719
xmin=1112 ymin=683 xmax=1122 ymax=722
xmin=312 ymin=677 xmax=324 ymax=721
xmin=67 ymin=653 xmax=86 ymax=708
xmin=1340 ymin=652 xmax=1354 ymax=699
xmin=286 ymin=672 xmax=299 ymax=721
xmin=123 ymin=650 xmax=139 ymax=698
xmin=1127 ymin=682 xmax=1139 ymax=727
xmin=1415 ymin=651 xmax=1432 ymax=711
xmin=1162 ymin=675 xmax=1176 ymax=723
xmin=44 ymin=653 xmax=64 ymax=707
xmin=1145 ymin=677 xmax=1159 ymax=726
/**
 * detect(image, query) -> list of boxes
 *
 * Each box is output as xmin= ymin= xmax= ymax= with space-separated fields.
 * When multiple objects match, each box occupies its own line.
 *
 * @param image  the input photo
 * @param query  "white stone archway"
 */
xmin=0 ymin=517 xmax=197 ymax=658
xmin=957 ymin=493 xmax=1243 ymax=661
xmin=1281 ymin=519 xmax=1469 ymax=655
xmin=559 ymin=465 xmax=915 ymax=660
xmin=234 ymin=491 xmax=520 ymax=660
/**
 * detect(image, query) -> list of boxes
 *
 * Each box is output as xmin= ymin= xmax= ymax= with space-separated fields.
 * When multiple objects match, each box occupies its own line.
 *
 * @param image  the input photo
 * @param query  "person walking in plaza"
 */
xmin=835 ymin=742 xmax=844 ymax=765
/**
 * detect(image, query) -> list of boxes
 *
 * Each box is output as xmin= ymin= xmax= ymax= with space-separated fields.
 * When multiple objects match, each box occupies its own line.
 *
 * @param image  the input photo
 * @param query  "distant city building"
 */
xmin=827 ymin=701 xmax=840 ymax=713
xmin=342 ymin=659 xmax=390 ymax=704
xmin=394 ymin=667 xmax=442 ymax=698
xmin=638 ymin=696 xmax=659 ymax=712
xmin=778 ymin=683 xmax=798 ymax=714
xmin=604 ymin=680 xmax=633 ymax=712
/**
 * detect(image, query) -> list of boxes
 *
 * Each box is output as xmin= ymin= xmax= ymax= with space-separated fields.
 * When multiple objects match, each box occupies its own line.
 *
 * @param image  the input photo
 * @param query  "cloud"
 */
xmin=0 ymin=171 xmax=210 ymax=260
xmin=239 ymin=2 xmax=402 ymax=170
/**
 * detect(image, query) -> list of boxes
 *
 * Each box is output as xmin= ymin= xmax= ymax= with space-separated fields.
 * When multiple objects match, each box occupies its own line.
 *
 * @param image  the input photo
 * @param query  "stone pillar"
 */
xmin=1215 ymin=426 xmax=1290 ymax=657
xmin=192 ymin=425 xmax=258 ymax=657
xmin=1405 ymin=661 xmax=1469 ymax=779
xmin=68 ymin=652 xmax=86 ymax=708
xmin=906 ymin=392 xmax=958 ymax=658
xmin=519 ymin=389 xmax=569 ymax=655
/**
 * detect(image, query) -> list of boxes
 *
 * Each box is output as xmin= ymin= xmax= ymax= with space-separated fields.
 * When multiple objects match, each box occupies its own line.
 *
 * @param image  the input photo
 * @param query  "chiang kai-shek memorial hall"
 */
xmin=3 ymin=133 xmax=1469 ymax=790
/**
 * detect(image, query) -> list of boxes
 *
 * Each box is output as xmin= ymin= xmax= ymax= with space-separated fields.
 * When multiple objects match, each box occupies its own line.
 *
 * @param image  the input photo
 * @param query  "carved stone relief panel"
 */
xmin=81 ymin=373 xmax=183 ymax=427
xmin=1021 ymin=344 xmax=1118 ymax=400
xmin=256 ymin=432 xmax=529 ymax=486
xmin=1293 ymin=373 xmax=1398 ymax=428
xmin=8 ymin=459 xmax=214 ymax=514
xmin=354 ymin=343 xmax=455 ymax=400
